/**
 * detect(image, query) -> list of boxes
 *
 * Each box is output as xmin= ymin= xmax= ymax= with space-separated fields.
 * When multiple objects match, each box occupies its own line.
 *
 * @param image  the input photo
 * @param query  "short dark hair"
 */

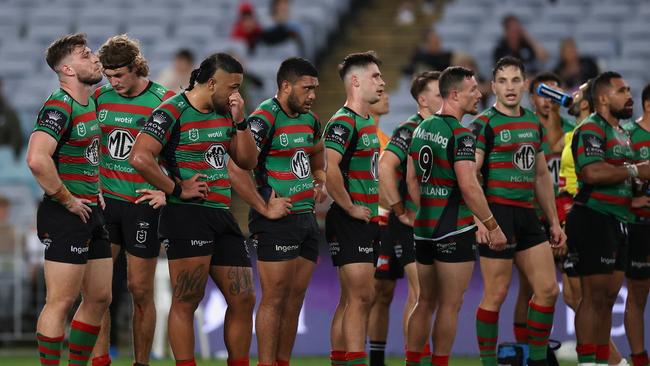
xmin=642 ymin=83 xmax=650 ymax=112
xmin=410 ymin=71 xmax=441 ymax=100
xmin=338 ymin=51 xmax=381 ymax=80
xmin=186 ymin=53 xmax=244 ymax=91
xmin=529 ymin=72 xmax=562 ymax=94
xmin=276 ymin=57 xmax=318 ymax=88
xmin=439 ymin=66 xmax=474 ymax=99
xmin=492 ymin=56 xmax=525 ymax=80
xmin=583 ymin=78 xmax=594 ymax=113
xmin=591 ymin=71 xmax=623 ymax=101
xmin=176 ymin=49 xmax=194 ymax=64
xmin=45 ymin=33 xmax=88 ymax=71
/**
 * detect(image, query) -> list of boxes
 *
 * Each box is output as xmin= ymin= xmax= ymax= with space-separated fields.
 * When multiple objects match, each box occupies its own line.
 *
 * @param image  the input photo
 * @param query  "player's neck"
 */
xmin=637 ymin=114 xmax=650 ymax=130
xmin=121 ymin=78 xmax=149 ymax=98
xmin=185 ymin=88 xmax=213 ymax=113
xmin=577 ymin=111 xmax=590 ymax=124
xmin=344 ymin=96 xmax=370 ymax=119
xmin=595 ymin=106 xmax=619 ymax=127
xmin=276 ymin=94 xmax=298 ymax=118
xmin=59 ymin=78 xmax=91 ymax=105
xmin=440 ymin=102 xmax=464 ymax=121
xmin=494 ymin=101 xmax=521 ymax=117
xmin=417 ymin=106 xmax=432 ymax=119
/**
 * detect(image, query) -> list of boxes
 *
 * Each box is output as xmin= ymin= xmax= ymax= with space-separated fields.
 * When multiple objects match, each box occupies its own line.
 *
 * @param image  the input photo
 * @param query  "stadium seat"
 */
xmin=26 ymin=24 xmax=73 ymax=47
xmin=575 ymin=22 xmax=617 ymax=41
xmin=528 ymin=22 xmax=572 ymax=43
xmin=124 ymin=23 xmax=169 ymax=45
xmin=578 ymin=40 xmax=617 ymax=60
xmin=621 ymin=21 xmax=650 ymax=41
xmin=589 ymin=4 xmax=632 ymax=22
xmin=539 ymin=4 xmax=584 ymax=23
xmin=78 ymin=7 xmax=126 ymax=26
xmin=442 ymin=5 xmax=487 ymax=24
xmin=609 ymin=58 xmax=648 ymax=83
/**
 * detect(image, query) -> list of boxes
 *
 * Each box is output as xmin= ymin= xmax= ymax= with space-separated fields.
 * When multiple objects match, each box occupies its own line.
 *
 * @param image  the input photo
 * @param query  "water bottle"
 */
xmin=536 ymin=83 xmax=573 ymax=107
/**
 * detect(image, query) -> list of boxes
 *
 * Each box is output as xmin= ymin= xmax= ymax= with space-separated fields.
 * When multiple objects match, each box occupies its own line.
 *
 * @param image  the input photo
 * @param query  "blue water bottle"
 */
xmin=536 ymin=83 xmax=573 ymax=107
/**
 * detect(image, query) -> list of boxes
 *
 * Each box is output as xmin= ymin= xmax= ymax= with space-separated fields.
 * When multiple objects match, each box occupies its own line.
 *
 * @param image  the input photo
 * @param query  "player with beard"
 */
xmin=370 ymin=71 xmax=442 ymax=366
xmin=228 ymin=57 xmax=323 ymax=366
xmin=405 ymin=66 xmax=507 ymax=366
xmin=625 ymin=83 xmax=650 ymax=366
xmin=566 ymin=72 xmax=650 ymax=366
xmin=130 ymin=53 xmax=257 ymax=366
xmin=470 ymin=56 xmax=566 ymax=366
xmin=27 ymin=33 xmax=110 ymax=366
xmin=324 ymin=51 xmax=384 ymax=366
xmin=90 ymin=34 xmax=174 ymax=366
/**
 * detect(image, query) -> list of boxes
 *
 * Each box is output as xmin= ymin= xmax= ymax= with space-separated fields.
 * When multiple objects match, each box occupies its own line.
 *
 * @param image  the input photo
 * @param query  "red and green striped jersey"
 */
xmin=383 ymin=113 xmax=424 ymax=211
xmin=629 ymin=122 xmax=650 ymax=223
xmin=34 ymin=89 xmax=100 ymax=205
xmin=94 ymin=81 xmax=175 ymax=203
xmin=572 ymin=113 xmax=633 ymax=222
xmin=324 ymin=107 xmax=380 ymax=221
xmin=471 ymin=107 xmax=548 ymax=208
xmin=141 ymin=93 xmax=235 ymax=209
xmin=409 ymin=114 xmax=476 ymax=240
xmin=248 ymin=98 xmax=321 ymax=213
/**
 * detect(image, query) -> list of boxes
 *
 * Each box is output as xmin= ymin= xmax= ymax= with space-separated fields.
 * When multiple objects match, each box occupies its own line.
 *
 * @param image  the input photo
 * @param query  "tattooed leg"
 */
xmin=211 ymin=265 xmax=256 ymax=360
xmin=168 ymin=256 xmax=211 ymax=361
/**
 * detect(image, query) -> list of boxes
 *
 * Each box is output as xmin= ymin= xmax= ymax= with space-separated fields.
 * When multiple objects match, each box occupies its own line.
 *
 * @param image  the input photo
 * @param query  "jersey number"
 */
xmin=418 ymin=145 xmax=433 ymax=183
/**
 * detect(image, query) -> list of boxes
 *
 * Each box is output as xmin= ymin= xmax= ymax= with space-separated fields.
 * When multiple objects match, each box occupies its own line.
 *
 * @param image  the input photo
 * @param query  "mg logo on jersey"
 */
xmin=291 ymin=150 xmax=311 ymax=179
xmin=280 ymin=133 xmax=289 ymax=147
xmin=500 ymin=129 xmax=511 ymax=142
xmin=189 ymin=128 xmax=199 ymax=142
xmin=370 ymin=151 xmax=379 ymax=181
xmin=77 ymin=123 xmax=87 ymax=136
xmin=513 ymin=144 xmax=535 ymax=171
xmin=107 ymin=129 xmax=135 ymax=160
xmin=98 ymin=109 xmax=107 ymax=123
xmin=85 ymin=138 xmax=100 ymax=166
xmin=205 ymin=144 xmax=227 ymax=170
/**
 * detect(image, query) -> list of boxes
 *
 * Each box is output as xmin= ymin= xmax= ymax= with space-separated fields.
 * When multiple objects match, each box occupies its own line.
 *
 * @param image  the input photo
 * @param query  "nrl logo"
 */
xmin=98 ymin=109 xmax=107 ymax=122
xmin=280 ymin=133 xmax=289 ymax=147
xmin=641 ymin=147 xmax=649 ymax=159
xmin=500 ymin=129 xmax=511 ymax=142
xmin=362 ymin=134 xmax=370 ymax=146
xmin=77 ymin=123 xmax=87 ymax=136
xmin=189 ymin=128 xmax=199 ymax=142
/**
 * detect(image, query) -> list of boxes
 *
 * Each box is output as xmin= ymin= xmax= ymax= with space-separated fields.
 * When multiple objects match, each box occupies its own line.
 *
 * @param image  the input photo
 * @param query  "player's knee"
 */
xmin=375 ymin=286 xmax=394 ymax=306
xmin=87 ymin=290 xmax=112 ymax=310
xmin=562 ymin=289 xmax=579 ymax=310
xmin=128 ymin=281 xmax=154 ymax=306
xmin=537 ymin=282 xmax=560 ymax=303
xmin=232 ymin=291 xmax=256 ymax=313
xmin=352 ymin=287 xmax=375 ymax=308
xmin=416 ymin=295 xmax=437 ymax=312
xmin=485 ymin=285 xmax=509 ymax=305
xmin=439 ymin=295 xmax=464 ymax=314
xmin=46 ymin=295 xmax=77 ymax=314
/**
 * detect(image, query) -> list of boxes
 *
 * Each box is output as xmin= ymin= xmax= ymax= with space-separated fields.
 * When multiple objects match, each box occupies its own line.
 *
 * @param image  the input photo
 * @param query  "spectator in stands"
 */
xmin=0 ymin=78 xmax=23 ymax=160
xmin=492 ymin=15 xmax=548 ymax=74
xmin=553 ymin=38 xmax=599 ymax=91
xmin=402 ymin=29 xmax=453 ymax=76
xmin=395 ymin=0 xmax=416 ymax=26
xmin=0 ymin=195 xmax=9 ymax=224
xmin=156 ymin=49 xmax=195 ymax=92
xmin=231 ymin=2 xmax=263 ymax=53
xmin=259 ymin=0 xmax=305 ymax=55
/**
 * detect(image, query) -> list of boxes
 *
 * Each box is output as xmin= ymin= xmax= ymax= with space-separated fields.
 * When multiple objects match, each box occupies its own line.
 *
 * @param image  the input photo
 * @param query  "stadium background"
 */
xmin=0 ymin=0 xmax=649 ymax=363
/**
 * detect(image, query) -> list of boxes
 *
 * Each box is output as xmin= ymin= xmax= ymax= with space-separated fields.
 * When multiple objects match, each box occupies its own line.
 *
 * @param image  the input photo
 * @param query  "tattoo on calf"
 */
xmin=173 ymin=265 xmax=208 ymax=302
xmin=227 ymin=267 xmax=254 ymax=296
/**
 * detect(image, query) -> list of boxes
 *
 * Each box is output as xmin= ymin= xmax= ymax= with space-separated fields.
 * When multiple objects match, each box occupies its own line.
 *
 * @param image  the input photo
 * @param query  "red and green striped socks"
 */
xmin=632 ymin=351 xmax=649 ymax=366
xmin=577 ymin=344 xmax=597 ymax=365
xmin=346 ymin=351 xmax=367 ymax=366
xmin=476 ymin=307 xmax=499 ymax=366
xmin=405 ymin=350 xmax=422 ymax=366
xmin=421 ymin=343 xmax=432 ymax=365
xmin=68 ymin=320 xmax=100 ymax=365
xmin=331 ymin=350 xmax=347 ymax=366
xmin=37 ymin=333 xmax=64 ymax=365
xmin=596 ymin=344 xmax=609 ymax=365
xmin=527 ymin=301 xmax=555 ymax=362
xmin=513 ymin=322 xmax=528 ymax=344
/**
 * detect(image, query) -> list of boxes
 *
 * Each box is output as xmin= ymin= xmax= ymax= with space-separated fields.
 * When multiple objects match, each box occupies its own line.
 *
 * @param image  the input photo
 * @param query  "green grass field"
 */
xmin=0 ymin=356 xmax=577 ymax=365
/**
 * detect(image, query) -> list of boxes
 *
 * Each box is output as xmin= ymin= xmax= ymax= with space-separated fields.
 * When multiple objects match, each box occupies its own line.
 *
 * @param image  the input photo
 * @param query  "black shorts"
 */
xmin=37 ymin=198 xmax=110 ymax=264
xmin=478 ymin=203 xmax=548 ymax=259
xmin=159 ymin=203 xmax=251 ymax=267
xmin=103 ymin=197 xmax=160 ymax=258
xmin=626 ymin=223 xmax=650 ymax=280
xmin=415 ymin=227 xmax=477 ymax=264
xmin=565 ymin=204 xmax=627 ymax=276
xmin=375 ymin=213 xmax=416 ymax=280
xmin=326 ymin=204 xmax=380 ymax=267
xmin=249 ymin=210 xmax=320 ymax=263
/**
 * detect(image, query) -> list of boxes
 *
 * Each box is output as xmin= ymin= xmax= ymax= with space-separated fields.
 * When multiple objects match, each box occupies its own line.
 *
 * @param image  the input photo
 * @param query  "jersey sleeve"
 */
xmin=313 ymin=115 xmax=322 ymax=143
xmin=539 ymin=123 xmax=550 ymax=155
xmin=573 ymin=123 xmax=606 ymax=171
xmin=324 ymin=115 xmax=355 ymax=155
xmin=247 ymin=109 xmax=274 ymax=151
xmin=469 ymin=116 xmax=488 ymax=151
xmin=453 ymin=128 xmax=476 ymax=162
xmin=141 ymin=108 xmax=177 ymax=145
xmin=384 ymin=123 xmax=413 ymax=163
xmin=34 ymin=97 xmax=72 ymax=142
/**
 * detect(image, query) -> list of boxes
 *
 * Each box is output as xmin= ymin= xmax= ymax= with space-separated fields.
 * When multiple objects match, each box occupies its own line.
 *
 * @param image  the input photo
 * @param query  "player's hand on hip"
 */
xmin=229 ymin=92 xmax=246 ymax=123
xmin=263 ymin=189 xmax=292 ymax=219
xmin=64 ymin=197 xmax=93 ymax=223
xmin=488 ymin=226 xmax=507 ymax=251
xmin=180 ymin=173 xmax=209 ymax=200
xmin=346 ymin=204 xmax=371 ymax=223
xmin=136 ymin=189 xmax=167 ymax=209
xmin=398 ymin=209 xmax=416 ymax=227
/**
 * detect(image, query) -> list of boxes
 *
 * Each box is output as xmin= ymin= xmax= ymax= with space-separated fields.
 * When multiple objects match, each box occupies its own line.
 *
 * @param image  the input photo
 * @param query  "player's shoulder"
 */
xmin=328 ymin=107 xmax=357 ymax=127
xmin=471 ymin=107 xmax=496 ymax=127
xmin=575 ymin=113 xmax=606 ymax=137
xmin=93 ymin=83 xmax=114 ymax=101
xmin=249 ymin=98 xmax=280 ymax=125
xmin=42 ymin=89 xmax=74 ymax=113
xmin=154 ymin=93 xmax=188 ymax=119
xmin=148 ymin=81 xmax=175 ymax=101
